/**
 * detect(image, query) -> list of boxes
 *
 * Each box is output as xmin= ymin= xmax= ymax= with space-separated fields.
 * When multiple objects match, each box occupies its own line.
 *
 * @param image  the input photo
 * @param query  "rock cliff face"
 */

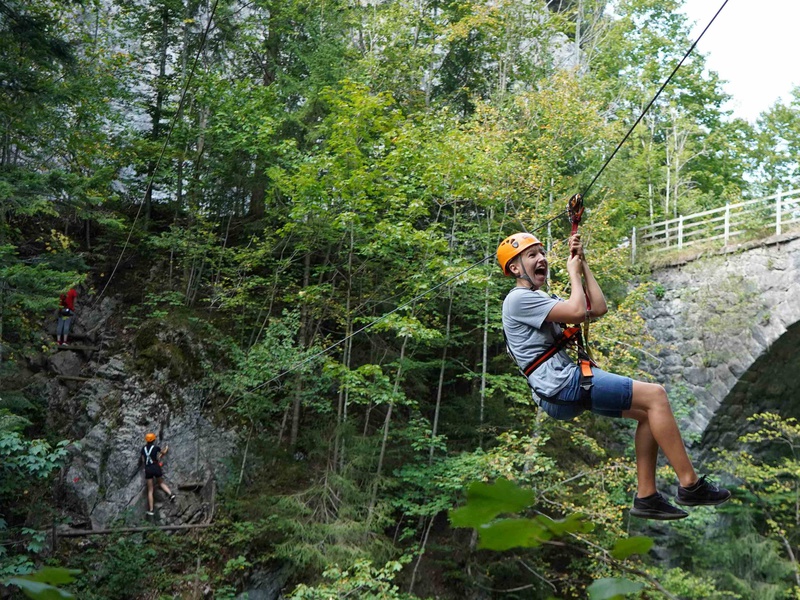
xmin=641 ymin=233 xmax=800 ymax=451
xmin=43 ymin=295 xmax=238 ymax=530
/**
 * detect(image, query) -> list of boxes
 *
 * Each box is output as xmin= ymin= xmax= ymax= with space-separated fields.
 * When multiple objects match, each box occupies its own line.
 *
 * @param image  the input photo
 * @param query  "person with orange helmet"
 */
xmin=498 ymin=232 xmax=730 ymax=520
xmin=140 ymin=432 xmax=176 ymax=517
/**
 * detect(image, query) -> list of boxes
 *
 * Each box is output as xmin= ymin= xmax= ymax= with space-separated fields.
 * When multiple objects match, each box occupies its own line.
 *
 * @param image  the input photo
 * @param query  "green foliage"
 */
xmin=587 ymin=577 xmax=644 ymax=600
xmin=0 ymin=431 xmax=69 ymax=497
xmin=647 ymin=566 xmax=731 ymax=599
xmin=449 ymin=478 xmax=535 ymax=528
xmin=0 ymin=243 xmax=84 ymax=359
xmin=288 ymin=558 xmax=414 ymax=600
xmin=4 ymin=567 xmax=80 ymax=600
xmin=753 ymin=86 xmax=800 ymax=191
xmin=450 ymin=478 xmax=654 ymax=596
xmin=609 ymin=536 xmax=653 ymax=561
xmin=68 ymin=535 xmax=159 ymax=600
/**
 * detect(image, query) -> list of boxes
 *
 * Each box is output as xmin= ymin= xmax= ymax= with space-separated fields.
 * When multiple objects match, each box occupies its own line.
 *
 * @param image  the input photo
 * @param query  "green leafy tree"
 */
xmin=753 ymin=86 xmax=800 ymax=194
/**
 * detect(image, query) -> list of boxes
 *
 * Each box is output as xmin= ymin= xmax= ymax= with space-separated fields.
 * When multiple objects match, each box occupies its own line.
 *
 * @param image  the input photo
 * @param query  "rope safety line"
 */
xmin=93 ymin=0 xmax=221 ymax=307
xmin=580 ymin=0 xmax=730 ymax=199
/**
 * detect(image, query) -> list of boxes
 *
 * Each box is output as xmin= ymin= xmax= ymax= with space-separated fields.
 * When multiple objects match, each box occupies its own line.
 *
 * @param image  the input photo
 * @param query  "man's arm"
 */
xmin=545 ymin=252 xmax=587 ymax=323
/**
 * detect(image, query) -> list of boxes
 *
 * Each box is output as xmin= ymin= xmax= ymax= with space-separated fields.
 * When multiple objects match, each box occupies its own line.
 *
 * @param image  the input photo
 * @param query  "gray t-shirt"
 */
xmin=502 ymin=287 xmax=579 ymax=398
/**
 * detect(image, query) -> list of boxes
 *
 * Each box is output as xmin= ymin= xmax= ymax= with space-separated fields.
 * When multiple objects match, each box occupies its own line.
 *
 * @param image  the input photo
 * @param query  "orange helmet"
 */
xmin=496 ymin=232 xmax=542 ymax=276
xmin=145 ymin=432 xmax=157 ymax=443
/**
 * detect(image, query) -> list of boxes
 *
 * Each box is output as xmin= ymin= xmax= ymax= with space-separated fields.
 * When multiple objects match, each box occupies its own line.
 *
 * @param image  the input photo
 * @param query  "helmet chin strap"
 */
xmin=513 ymin=260 xmax=534 ymax=285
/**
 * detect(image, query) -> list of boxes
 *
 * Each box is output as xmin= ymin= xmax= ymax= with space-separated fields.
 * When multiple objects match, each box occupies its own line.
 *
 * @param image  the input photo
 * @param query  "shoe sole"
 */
xmin=674 ymin=493 xmax=731 ymax=507
xmin=630 ymin=508 xmax=688 ymax=520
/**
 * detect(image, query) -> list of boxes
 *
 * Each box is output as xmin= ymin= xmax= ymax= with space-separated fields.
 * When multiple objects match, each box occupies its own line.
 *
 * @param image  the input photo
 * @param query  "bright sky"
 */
xmin=680 ymin=0 xmax=800 ymax=122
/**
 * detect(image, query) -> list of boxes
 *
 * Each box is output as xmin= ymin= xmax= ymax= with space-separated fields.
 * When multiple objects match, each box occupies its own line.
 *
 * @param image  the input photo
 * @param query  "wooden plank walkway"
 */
xmin=55 ymin=345 xmax=100 ymax=352
xmin=56 ymin=523 xmax=213 ymax=537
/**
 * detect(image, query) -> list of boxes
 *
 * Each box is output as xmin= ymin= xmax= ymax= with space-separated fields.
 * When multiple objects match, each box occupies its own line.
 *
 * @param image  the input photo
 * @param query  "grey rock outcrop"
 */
xmin=46 ymin=297 xmax=238 ymax=530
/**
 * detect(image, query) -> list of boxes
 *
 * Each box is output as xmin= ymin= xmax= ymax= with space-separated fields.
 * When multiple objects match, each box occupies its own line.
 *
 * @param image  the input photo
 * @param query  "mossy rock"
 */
xmin=133 ymin=321 xmax=162 ymax=354
xmin=133 ymin=320 xmax=203 ymax=383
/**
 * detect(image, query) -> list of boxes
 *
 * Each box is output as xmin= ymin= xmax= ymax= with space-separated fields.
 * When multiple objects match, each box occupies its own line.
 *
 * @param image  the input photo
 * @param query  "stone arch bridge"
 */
xmin=640 ymin=232 xmax=800 ymax=451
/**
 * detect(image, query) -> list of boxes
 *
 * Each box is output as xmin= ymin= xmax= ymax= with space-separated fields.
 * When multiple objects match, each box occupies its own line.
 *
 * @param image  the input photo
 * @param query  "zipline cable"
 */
xmin=580 ymin=0 xmax=729 ymax=199
xmin=94 ymin=0 xmax=221 ymax=306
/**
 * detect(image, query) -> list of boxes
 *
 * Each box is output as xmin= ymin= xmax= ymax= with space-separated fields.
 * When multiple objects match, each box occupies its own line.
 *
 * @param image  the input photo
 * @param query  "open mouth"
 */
xmin=534 ymin=265 xmax=547 ymax=277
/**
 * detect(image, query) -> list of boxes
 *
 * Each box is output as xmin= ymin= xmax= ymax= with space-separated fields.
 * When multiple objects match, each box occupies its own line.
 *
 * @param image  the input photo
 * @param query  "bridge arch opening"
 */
xmin=700 ymin=320 xmax=800 ymax=452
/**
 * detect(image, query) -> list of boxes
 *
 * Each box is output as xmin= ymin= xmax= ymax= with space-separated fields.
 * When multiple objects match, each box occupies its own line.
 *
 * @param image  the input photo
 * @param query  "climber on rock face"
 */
xmin=140 ymin=432 xmax=176 ymax=517
xmin=56 ymin=287 xmax=78 ymax=346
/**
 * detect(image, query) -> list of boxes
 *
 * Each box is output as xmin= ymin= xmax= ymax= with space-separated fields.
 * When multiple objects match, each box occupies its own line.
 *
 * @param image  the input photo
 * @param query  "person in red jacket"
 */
xmin=56 ymin=288 xmax=77 ymax=346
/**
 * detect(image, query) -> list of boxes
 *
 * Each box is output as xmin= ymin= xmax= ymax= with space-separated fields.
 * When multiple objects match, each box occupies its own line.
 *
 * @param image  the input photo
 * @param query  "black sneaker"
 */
xmin=675 ymin=475 xmax=731 ymax=506
xmin=630 ymin=492 xmax=689 ymax=520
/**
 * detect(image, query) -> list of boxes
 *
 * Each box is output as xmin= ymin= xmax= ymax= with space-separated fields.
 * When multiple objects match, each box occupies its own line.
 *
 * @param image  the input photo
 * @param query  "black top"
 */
xmin=141 ymin=443 xmax=161 ymax=467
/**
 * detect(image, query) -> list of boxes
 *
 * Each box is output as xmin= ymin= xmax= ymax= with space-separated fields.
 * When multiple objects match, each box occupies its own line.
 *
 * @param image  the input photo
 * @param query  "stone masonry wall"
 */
xmin=640 ymin=233 xmax=800 ymax=447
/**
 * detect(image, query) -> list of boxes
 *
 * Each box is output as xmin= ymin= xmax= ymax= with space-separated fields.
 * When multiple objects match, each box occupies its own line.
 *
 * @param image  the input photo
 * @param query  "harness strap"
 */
xmin=144 ymin=445 xmax=155 ymax=466
xmin=520 ymin=326 xmax=582 ymax=376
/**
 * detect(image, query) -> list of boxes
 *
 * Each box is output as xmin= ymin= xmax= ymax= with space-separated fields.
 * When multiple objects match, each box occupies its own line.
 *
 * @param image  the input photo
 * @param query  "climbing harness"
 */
xmin=499 ymin=193 xmax=598 ymax=409
xmin=503 ymin=296 xmax=595 ymax=409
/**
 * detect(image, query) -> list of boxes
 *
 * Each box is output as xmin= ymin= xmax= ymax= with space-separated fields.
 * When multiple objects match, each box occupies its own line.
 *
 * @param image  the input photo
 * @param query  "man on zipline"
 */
xmin=498 ymin=232 xmax=730 ymax=520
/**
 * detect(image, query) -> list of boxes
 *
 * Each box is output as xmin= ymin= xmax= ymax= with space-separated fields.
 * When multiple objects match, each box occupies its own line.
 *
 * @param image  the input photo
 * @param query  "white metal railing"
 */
xmin=631 ymin=188 xmax=800 ymax=263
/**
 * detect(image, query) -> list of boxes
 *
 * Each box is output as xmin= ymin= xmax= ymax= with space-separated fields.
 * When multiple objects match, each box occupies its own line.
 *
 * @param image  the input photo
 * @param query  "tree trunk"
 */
xmin=368 ymin=335 xmax=408 ymax=520
xmin=479 ymin=278 xmax=490 ymax=448
xmin=249 ymin=155 xmax=267 ymax=218
xmin=430 ymin=290 xmax=452 ymax=464
xmin=248 ymin=6 xmax=281 ymax=218
xmin=144 ymin=6 xmax=171 ymax=227
xmin=334 ymin=227 xmax=355 ymax=471
xmin=290 ymin=251 xmax=312 ymax=448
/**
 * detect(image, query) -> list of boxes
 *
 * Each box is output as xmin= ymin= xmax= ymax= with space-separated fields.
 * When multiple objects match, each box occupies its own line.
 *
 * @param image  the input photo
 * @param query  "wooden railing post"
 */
xmin=678 ymin=215 xmax=684 ymax=249
xmin=724 ymin=203 xmax=730 ymax=245
xmin=776 ymin=190 xmax=783 ymax=235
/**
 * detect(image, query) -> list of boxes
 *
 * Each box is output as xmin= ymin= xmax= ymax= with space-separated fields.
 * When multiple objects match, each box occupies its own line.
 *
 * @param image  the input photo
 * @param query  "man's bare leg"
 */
xmin=629 ymin=381 xmax=697 ymax=487
xmin=622 ymin=408 xmax=658 ymax=497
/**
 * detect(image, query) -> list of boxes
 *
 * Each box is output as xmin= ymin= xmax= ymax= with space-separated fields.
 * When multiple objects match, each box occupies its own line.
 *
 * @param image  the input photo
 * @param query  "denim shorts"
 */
xmin=538 ymin=367 xmax=633 ymax=421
